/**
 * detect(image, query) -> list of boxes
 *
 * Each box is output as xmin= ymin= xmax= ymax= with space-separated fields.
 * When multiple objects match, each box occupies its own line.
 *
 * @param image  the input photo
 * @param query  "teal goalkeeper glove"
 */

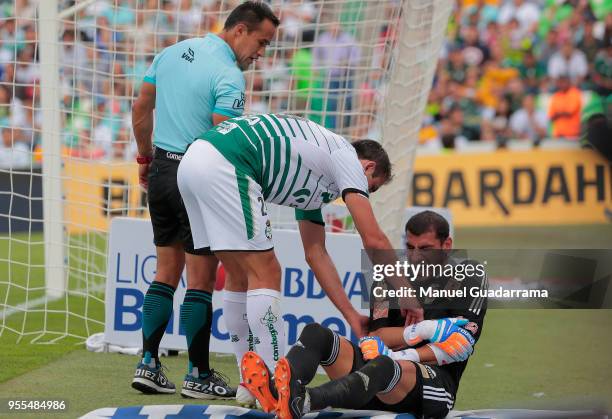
xmin=359 ymin=336 xmax=389 ymax=360
xmin=403 ymin=317 xmax=469 ymax=346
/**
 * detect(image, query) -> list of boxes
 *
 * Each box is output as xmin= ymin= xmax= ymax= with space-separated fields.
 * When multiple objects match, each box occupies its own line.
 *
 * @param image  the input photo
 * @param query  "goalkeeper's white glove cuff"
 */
xmin=403 ymin=321 xmax=435 ymax=346
xmin=389 ymin=348 xmax=420 ymax=362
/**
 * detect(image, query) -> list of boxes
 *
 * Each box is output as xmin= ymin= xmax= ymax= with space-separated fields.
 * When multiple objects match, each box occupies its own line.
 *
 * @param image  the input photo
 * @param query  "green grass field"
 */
xmin=1 ymin=225 xmax=611 ymax=417
xmin=0 ymin=232 xmax=107 ymax=344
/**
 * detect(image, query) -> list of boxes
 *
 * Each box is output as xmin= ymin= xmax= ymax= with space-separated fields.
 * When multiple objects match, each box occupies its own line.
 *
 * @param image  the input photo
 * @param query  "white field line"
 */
xmin=0 ymin=282 xmax=106 ymax=321
xmin=0 ymin=294 xmax=51 ymax=320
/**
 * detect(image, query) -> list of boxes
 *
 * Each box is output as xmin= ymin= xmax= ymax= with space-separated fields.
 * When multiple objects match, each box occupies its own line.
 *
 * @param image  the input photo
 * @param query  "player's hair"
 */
xmin=405 ymin=210 xmax=449 ymax=241
xmin=224 ymin=1 xmax=280 ymax=32
xmin=352 ymin=139 xmax=393 ymax=182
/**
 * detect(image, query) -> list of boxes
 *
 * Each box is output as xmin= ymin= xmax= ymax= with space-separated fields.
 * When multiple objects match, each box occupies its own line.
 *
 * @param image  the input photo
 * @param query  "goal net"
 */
xmin=0 ymin=0 xmax=452 ymax=342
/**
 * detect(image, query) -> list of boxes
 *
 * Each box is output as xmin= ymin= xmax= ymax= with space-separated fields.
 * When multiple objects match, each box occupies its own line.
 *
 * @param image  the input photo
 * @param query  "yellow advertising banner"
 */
xmin=64 ymin=160 xmax=147 ymax=234
xmin=411 ymin=148 xmax=611 ymax=226
xmin=63 ymin=148 xmax=611 ymax=232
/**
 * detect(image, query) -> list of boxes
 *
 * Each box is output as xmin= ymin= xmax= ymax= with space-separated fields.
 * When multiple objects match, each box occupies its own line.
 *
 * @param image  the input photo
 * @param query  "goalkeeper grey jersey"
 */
xmin=198 ymin=114 xmax=369 ymax=211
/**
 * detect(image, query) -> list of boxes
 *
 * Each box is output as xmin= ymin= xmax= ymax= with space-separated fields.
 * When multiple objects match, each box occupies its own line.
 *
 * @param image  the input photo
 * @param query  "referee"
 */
xmin=130 ymin=2 xmax=279 ymax=399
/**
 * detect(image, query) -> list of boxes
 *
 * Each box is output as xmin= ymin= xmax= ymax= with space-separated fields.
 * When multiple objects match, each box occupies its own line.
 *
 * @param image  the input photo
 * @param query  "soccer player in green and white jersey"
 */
xmin=177 ymin=113 xmax=409 ymax=411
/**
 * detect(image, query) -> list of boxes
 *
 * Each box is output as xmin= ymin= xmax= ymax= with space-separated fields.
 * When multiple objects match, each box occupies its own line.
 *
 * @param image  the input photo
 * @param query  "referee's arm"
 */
xmin=133 ymin=81 xmax=156 ymax=158
xmin=132 ymin=81 xmax=156 ymax=190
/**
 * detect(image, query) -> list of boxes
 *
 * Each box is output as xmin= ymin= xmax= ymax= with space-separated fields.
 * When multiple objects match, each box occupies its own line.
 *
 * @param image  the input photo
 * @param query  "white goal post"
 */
xmin=372 ymin=0 xmax=453 ymax=247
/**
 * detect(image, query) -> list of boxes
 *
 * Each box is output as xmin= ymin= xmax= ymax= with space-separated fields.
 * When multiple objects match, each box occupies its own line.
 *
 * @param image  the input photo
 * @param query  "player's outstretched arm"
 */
xmin=344 ymin=192 xmax=391 ymax=250
xmin=298 ymin=220 xmax=368 ymax=337
xmin=344 ymin=193 xmax=420 ymax=311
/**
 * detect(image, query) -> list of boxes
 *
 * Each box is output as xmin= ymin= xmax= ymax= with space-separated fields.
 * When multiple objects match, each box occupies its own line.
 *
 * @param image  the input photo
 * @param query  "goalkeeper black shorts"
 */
xmin=348 ymin=340 xmax=457 ymax=418
xmin=147 ymin=147 xmax=212 ymax=256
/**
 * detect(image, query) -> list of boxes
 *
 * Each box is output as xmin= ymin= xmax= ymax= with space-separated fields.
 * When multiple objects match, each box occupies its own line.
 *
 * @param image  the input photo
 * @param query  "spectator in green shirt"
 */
xmin=592 ymin=44 xmax=612 ymax=97
xmin=289 ymin=29 xmax=323 ymax=124
xmin=518 ymin=49 xmax=547 ymax=93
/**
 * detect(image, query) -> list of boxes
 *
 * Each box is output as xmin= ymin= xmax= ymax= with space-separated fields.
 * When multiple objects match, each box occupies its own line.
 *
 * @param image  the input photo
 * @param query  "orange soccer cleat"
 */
xmin=240 ymin=351 xmax=278 ymax=413
xmin=274 ymin=357 xmax=307 ymax=419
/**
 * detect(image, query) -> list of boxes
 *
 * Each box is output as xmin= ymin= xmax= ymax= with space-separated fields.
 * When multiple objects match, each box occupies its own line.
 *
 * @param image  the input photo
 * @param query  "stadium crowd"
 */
xmin=425 ymin=0 xmax=611 ymax=150
xmin=0 ymin=0 xmax=610 ymax=166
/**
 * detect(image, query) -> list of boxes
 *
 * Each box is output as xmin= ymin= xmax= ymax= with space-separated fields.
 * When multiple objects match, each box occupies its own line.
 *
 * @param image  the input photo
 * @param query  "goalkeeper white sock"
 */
xmin=223 ymin=290 xmax=250 ymax=381
xmin=246 ymin=288 xmax=285 ymax=369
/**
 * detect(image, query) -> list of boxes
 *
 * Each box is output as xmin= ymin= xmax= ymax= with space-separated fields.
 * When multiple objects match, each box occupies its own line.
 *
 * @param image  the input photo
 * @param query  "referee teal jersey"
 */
xmin=144 ymin=34 xmax=246 ymax=153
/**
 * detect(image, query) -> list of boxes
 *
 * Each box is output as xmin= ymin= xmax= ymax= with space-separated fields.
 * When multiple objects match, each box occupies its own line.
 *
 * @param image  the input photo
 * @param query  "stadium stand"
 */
xmin=0 ymin=0 xmax=610 ymax=168
xmin=423 ymin=0 xmax=611 ymax=150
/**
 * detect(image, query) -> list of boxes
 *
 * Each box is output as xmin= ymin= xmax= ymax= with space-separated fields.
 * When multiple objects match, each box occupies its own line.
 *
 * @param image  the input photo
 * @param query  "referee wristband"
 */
xmin=136 ymin=155 xmax=153 ymax=164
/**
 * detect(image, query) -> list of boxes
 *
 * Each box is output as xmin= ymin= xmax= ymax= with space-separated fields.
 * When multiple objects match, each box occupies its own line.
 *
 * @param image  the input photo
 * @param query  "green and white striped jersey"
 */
xmin=198 ymin=114 xmax=369 ymax=218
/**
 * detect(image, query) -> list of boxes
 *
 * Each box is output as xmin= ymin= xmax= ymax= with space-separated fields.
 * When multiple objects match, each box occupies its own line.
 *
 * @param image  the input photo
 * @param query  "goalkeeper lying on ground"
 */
xmin=242 ymin=210 xmax=488 ymax=418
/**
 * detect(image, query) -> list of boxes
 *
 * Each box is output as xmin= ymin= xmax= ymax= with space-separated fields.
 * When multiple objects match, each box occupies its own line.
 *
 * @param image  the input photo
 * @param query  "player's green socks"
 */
xmin=142 ymin=281 xmax=176 ymax=365
xmin=180 ymin=289 xmax=213 ymax=377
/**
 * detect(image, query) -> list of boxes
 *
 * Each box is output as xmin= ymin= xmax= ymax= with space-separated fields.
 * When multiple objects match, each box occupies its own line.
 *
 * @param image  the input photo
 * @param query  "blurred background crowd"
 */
xmin=0 ymin=0 xmax=610 ymax=166
xmin=425 ymin=0 xmax=611 ymax=151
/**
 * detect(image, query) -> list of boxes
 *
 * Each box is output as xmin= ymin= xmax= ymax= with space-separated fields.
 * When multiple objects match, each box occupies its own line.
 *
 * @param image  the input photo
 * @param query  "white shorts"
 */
xmin=177 ymin=140 xmax=274 ymax=252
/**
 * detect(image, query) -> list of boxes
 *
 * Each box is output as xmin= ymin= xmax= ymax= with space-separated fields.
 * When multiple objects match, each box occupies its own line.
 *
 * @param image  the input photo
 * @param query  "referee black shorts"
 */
xmin=147 ymin=147 xmax=212 ymax=256
xmin=348 ymin=341 xmax=457 ymax=418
